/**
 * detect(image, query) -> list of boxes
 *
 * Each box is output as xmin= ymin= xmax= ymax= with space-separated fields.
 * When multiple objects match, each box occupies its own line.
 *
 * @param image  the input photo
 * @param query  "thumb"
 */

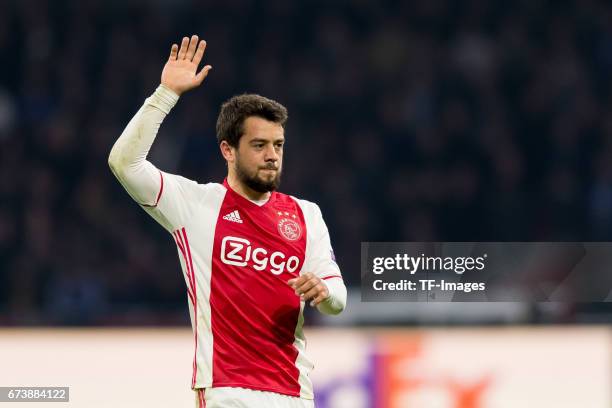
xmin=195 ymin=65 xmax=212 ymax=84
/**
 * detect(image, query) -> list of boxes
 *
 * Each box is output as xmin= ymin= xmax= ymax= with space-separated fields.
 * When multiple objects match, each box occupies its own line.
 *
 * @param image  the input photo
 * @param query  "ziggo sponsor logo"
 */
xmin=220 ymin=236 xmax=300 ymax=275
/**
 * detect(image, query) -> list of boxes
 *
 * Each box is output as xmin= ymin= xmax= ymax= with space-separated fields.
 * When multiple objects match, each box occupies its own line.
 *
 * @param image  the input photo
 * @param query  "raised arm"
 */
xmin=108 ymin=35 xmax=212 ymax=205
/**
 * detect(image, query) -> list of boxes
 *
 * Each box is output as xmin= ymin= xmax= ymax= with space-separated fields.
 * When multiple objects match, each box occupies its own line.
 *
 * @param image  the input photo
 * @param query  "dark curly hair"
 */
xmin=216 ymin=94 xmax=288 ymax=147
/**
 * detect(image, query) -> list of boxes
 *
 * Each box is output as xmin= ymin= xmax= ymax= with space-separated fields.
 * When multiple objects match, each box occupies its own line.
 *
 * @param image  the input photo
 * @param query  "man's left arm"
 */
xmin=288 ymin=204 xmax=347 ymax=315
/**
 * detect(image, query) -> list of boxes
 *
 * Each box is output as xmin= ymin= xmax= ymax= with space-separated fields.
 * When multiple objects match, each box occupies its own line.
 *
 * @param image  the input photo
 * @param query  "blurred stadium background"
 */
xmin=0 ymin=0 xmax=611 ymax=406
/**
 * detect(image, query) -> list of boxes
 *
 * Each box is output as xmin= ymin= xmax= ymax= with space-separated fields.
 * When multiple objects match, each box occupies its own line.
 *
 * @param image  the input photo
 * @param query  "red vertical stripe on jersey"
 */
xmin=198 ymin=389 xmax=206 ymax=407
xmin=174 ymin=228 xmax=199 ymax=388
xmin=174 ymin=230 xmax=196 ymax=299
xmin=181 ymin=228 xmax=197 ymax=304
xmin=181 ymin=227 xmax=199 ymax=389
xmin=173 ymin=231 xmax=195 ymax=305
xmin=173 ymin=231 xmax=193 ymax=303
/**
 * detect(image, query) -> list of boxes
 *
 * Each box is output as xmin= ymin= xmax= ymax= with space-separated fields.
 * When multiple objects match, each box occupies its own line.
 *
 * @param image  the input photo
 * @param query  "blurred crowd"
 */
xmin=1 ymin=0 xmax=612 ymax=324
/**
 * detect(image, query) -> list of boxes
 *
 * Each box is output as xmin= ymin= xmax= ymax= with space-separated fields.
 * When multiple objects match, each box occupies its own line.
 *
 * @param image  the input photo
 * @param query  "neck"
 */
xmin=227 ymin=172 xmax=271 ymax=201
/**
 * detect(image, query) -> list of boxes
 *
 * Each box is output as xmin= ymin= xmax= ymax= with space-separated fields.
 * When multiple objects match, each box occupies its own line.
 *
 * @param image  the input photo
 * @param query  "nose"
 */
xmin=264 ymin=144 xmax=279 ymax=162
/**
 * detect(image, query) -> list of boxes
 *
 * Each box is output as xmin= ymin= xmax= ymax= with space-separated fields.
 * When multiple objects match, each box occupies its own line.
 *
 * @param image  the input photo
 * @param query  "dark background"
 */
xmin=1 ymin=0 xmax=612 ymax=325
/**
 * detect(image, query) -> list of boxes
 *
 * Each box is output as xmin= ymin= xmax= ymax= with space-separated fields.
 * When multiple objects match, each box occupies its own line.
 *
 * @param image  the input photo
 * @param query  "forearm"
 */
xmin=108 ymin=85 xmax=179 ymax=205
xmin=316 ymin=278 xmax=347 ymax=315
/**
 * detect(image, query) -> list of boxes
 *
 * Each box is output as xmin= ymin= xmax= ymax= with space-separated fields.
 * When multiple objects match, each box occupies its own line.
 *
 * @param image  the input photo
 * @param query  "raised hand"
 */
xmin=161 ymin=35 xmax=212 ymax=96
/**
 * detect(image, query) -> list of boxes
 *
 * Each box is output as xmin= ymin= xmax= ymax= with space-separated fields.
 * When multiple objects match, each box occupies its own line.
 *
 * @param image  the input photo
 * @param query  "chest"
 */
xmin=211 ymin=194 xmax=308 ymax=278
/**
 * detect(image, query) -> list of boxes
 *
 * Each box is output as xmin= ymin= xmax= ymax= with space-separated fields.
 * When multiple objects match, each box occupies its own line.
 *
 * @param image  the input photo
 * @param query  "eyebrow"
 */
xmin=249 ymin=138 xmax=285 ymax=143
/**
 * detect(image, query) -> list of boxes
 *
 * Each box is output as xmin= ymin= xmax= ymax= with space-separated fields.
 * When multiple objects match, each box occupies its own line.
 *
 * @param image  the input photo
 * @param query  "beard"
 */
xmin=235 ymin=157 xmax=282 ymax=193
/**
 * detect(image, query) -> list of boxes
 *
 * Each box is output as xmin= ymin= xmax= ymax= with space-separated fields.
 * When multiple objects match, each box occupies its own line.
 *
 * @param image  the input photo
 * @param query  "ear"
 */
xmin=219 ymin=141 xmax=235 ymax=163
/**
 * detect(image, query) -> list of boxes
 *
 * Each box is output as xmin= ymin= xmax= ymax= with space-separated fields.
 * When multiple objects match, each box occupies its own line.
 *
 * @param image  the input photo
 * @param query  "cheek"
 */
xmin=238 ymin=153 xmax=260 ymax=170
xmin=252 ymin=152 xmax=266 ymax=166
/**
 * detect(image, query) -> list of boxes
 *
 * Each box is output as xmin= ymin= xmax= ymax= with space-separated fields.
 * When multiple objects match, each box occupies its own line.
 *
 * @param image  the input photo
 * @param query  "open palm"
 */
xmin=161 ymin=35 xmax=212 ymax=96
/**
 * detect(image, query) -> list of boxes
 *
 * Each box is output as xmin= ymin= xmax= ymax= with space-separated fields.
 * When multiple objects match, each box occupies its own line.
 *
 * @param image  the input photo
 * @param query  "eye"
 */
xmin=253 ymin=143 xmax=264 ymax=149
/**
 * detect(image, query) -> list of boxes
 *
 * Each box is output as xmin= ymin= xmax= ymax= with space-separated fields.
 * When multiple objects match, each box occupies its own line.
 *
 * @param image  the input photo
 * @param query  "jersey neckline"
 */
xmin=222 ymin=178 xmax=277 ymax=209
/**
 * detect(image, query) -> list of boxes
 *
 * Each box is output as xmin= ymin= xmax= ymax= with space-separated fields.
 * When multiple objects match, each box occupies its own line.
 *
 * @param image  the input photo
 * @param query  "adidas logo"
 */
xmin=223 ymin=210 xmax=243 ymax=223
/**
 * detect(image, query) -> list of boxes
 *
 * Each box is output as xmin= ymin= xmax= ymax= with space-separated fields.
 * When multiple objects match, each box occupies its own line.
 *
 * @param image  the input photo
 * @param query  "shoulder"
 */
xmin=285 ymin=195 xmax=332 ymax=238
xmin=270 ymin=191 xmax=321 ymax=216
xmin=160 ymin=173 xmax=227 ymax=202
xmin=162 ymin=173 xmax=224 ymax=191
xmin=282 ymin=193 xmax=322 ymax=219
xmin=195 ymin=181 xmax=227 ymax=204
xmin=198 ymin=181 xmax=227 ymax=194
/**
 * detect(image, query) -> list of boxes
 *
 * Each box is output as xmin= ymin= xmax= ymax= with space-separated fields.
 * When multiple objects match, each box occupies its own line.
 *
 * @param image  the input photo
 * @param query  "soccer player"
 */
xmin=108 ymin=35 xmax=347 ymax=408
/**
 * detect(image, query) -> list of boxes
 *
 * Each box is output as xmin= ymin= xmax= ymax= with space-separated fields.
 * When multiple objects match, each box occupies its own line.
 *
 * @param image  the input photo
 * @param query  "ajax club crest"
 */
xmin=277 ymin=217 xmax=301 ymax=241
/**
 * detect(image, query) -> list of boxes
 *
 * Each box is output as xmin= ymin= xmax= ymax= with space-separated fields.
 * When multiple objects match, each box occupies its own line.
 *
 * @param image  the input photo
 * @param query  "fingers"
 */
xmin=310 ymin=290 xmax=330 ymax=307
xmin=288 ymin=273 xmax=329 ymax=306
xmin=192 ymin=40 xmax=207 ymax=65
xmin=304 ymin=283 xmax=330 ymax=307
xmin=177 ymin=36 xmax=189 ymax=60
xmin=302 ymin=283 xmax=327 ymax=302
xmin=186 ymin=35 xmax=199 ymax=61
xmin=168 ymin=44 xmax=178 ymax=61
xmin=195 ymin=65 xmax=212 ymax=84
xmin=294 ymin=278 xmax=318 ymax=296
xmin=287 ymin=272 xmax=313 ymax=289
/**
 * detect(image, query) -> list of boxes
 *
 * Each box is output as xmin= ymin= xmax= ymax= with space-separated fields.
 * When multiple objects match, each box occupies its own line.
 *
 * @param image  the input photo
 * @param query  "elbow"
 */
xmin=107 ymin=155 xmax=122 ymax=180
xmin=107 ymin=153 xmax=117 ymax=172
xmin=108 ymin=144 xmax=117 ymax=169
xmin=107 ymin=145 xmax=124 ymax=175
